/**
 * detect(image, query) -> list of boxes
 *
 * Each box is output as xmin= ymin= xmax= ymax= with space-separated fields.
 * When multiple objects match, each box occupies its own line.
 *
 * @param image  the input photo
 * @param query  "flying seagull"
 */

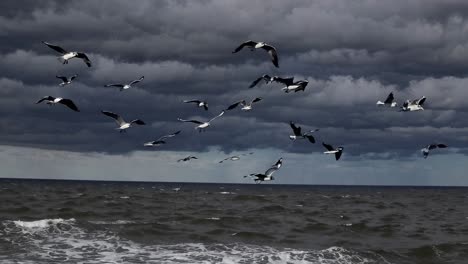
xmin=289 ymin=122 xmax=319 ymax=143
xmin=42 ymin=41 xmax=91 ymax=67
xmin=56 ymin=75 xmax=77 ymax=87
xmin=322 ymin=142 xmax=344 ymax=161
xmin=178 ymin=111 xmax=224 ymax=132
xmin=232 ymin=40 xmax=279 ymax=68
xmin=226 ymin=97 xmax=263 ymax=111
xmin=272 ymin=77 xmax=309 ymax=93
xmin=244 ymin=158 xmax=283 ymax=183
xmin=421 ymin=143 xmax=448 ymax=159
xmin=183 ymin=100 xmax=209 ymax=111
xmin=144 ymin=131 xmax=181 ymax=147
xmin=377 ymin=92 xmax=398 ymax=107
xmin=36 ymin=96 xmax=80 ymax=112
xmin=401 ymin=96 xmax=426 ymax=112
xmin=219 ymin=153 xmax=253 ymax=163
xmin=101 ymin=110 xmax=145 ymax=133
xmin=249 ymin=74 xmax=273 ymax=88
xmin=104 ymin=76 xmax=145 ymax=91
xmin=178 ymin=156 xmax=198 ymax=162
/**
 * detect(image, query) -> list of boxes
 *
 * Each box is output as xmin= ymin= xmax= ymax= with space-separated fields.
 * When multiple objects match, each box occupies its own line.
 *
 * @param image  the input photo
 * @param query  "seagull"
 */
xmin=36 ymin=96 xmax=80 ymax=112
xmin=56 ymin=75 xmax=77 ymax=87
xmin=219 ymin=153 xmax=253 ymax=163
xmin=178 ymin=156 xmax=198 ymax=162
xmin=104 ymin=76 xmax=144 ymax=91
xmin=421 ymin=143 xmax=448 ymax=159
xmin=183 ymin=100 xmax=209 ymax=111
xmin=42 ymin=41 xmax=91 ymax=67
xmin=289 ymin=122 xmax=319 ymax=143
xmin=244 ymin=158 xmax=283 ymax=183
xmin=226 ymin=97 xmax=263 ymax=111
xmin=178 ymin=111 xmax=224 ymax=132
xmin=322 ymin=142 xmax=344 ymax=161
xmin=272 ymin=77 xmax=309 ymax=93
xmin=249 ymin=74 xmax=273 ymax=88
xmin=232 ymin=40 xmax=279 ymax=68
xmin=377 ymin=92 xmax=398 ymax=107
xmin=144 ymin=131 xmax=181 ymax=147
xmin=401 ymin=96 xmax=426 ymax=112
xmin=101 ymin=110 xmax=145 ymax=133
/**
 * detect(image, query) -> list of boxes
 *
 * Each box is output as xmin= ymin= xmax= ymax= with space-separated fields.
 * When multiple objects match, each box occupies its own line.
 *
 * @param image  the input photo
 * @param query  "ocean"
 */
xmin=0 ymin=179 xmax=467 ymax=264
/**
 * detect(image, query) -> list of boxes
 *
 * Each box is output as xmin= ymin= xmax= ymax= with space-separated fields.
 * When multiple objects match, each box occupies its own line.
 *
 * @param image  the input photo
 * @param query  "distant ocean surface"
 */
xmin=0 ymin=179 xmax=467 ymax=264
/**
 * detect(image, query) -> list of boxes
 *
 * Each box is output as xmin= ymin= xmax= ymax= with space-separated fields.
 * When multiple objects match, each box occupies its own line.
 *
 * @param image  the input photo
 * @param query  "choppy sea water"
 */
xmin=0 ymin=179 xmax=467 ymax=263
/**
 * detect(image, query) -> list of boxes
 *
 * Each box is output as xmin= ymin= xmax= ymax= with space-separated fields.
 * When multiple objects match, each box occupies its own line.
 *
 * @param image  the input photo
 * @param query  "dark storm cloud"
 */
xmin=1 ymin=0 xmax=468 ymax=161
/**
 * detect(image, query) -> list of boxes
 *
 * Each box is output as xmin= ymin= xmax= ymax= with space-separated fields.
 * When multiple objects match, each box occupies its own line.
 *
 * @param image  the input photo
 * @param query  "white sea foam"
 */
xmin=2 ymin=219 xmax=390 ymax=264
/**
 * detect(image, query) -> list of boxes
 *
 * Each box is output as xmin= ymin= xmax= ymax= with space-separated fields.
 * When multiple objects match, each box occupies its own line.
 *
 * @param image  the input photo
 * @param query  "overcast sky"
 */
xmin=2 ymin=0 xmax=468 ymax=185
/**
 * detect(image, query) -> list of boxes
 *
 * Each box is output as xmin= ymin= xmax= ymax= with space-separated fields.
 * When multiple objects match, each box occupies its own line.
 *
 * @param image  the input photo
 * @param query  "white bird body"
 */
xmin=104 ymin=76 xmax=144 ymax=91
xmin=61 ymin=52 xmax=78 ymax=61
xmin=42 ymin=42 xmax=91 ymax=67
xmin=401 ymin=96 xmax=426 ymax=112
xmin=322 ymin=142 xmax=344 ymax=160
xmin=245 ymin=158 xmax=282 ymax=183
xmin=101 ymin=110 xmax=145 ymax=133
xmin=178 ymin=111 xmax=224 ymax=132
xmin=36 ymin=96 xmax=80 ymax=112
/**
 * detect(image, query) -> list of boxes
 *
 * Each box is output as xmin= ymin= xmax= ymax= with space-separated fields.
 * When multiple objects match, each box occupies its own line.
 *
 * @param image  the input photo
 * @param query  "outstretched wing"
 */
xmin=384 ymin=92 xmax=394 ymax=104
xmin=209 ymin=111 xmax=225 ymax=123
xmin=322 ymin=142 xmax=335 ymax=151
xmin=249 ymin=76 xmax=265 ymax=88
xmin=273 ymin=76 xmax=294 ymax=86
xmin=70 ymin=75 xmax=78 ymax=81
xmin=183 ymin=100 xmax=201 ymax=104
xmin=437 ymin=144 xmax=448 ymax=148
xmin=251 ymin=97 xmax=262 ymax=104
xmin=289 ymin=121 xmax=302 ymax=136
xmin=104 ymin=83 xmax=125 ymax=88
xmin=226 ymin=101 xmax=242 ymax=111
xmin=232 ymin=40 xmax=257 ymax=53
xmin=36 ymin=96 xmax=55 ymax=104
xmin=129 ymin=76 xmax=144 ymax=85
xmin=130 ymin=119 xmax=146 ymax=125
xmin=177 ymin=118 xmax=204 ymax=125
xmin=305 ymin=135 xmax=316 ymax=144
xmin=76 ymin=52 xmax=91 ymax=67
xmin=42 ymin=41 xmax=67 ymax=54
xmin=56 ymin=76 xmax=68 ymax=82
xmin=416 ymin=96 xmax=426 ymax=106
xmin=335 ymin=151 xmax=342 ymax=161
xmin=157 ymin=130 xmax=181 ymax=141
xmin=58 ymin=99 xmax=80 ymax=112
xmin=101 ymin=110 xmax=125 ymax=126
xmin=262 ymin=45 xmax=279 ymax=68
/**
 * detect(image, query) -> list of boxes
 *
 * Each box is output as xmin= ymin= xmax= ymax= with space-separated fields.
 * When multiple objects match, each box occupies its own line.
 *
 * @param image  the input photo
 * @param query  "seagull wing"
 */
xmin=232 ymin=40 xmax=257 ymax=53
xmin=384 ymin=92 xmax=394 ymax=104
xmin=416 ymin=96 xmax=426 ymax=106
xmin=335 ymin=151 xmax=343 ymax=161
xmin=130 ymin=119 xmax=146 ymax=125
xmin=42 ymin=41 xmax=67 ymax=54
xmin=273 ymin=76 xmax=295 ymax=86
xmin=226 ymin=101 xmax=242 ymax=111
xmin=428 ymin=144 xmax=438 ymax=150
xmin=249 ymin=76 xmax=266 ymax=88
xmin=36 ymin=96 xmax=55 ymax=104
xmin=104 ymin=83 xmax=125 ymax=88
xmin=129 ymin=76 xmax=144 ymax=85
xmin=70 ymin=75 xmax=78 ymax=81
xmin=177 ymin=118 xmax=204 ymax=125
xmin=209 ymin=111 xmax=225 ymax=123
xmin=58 ymin=99 xmax=80 ymax=112
xmin=322 ymin=142 xmax=335 ymax=151
xmin=264 ymin=167 xmax=279 ymax=177
xmin=157 ymin=130 xmax=181 ymax=141
xmin=101 ymin=110 xmax=126 ymax=126
xmin=56 ymin=76 xmax=68 ymax=82
xmin=251 ymin=97 xmax=263 ymax=104
xmin=305 ymin=135 xmax=316 ymax=144
xmin=289 ymin=121 xmax=302 ymax=136
xmin=437 ymin=144 xmax=448 ymax=148
xmin=262 ymin=45 xmax=279 ymax=67
xmin=183 ymin=100 xmax=201 ymax=104
xmin=76 ymin=52 xmax=91 ymax=67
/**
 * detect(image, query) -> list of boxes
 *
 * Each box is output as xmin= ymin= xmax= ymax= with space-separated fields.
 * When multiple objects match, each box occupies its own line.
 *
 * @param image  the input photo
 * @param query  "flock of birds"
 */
xmin=36 ymin=40 xmax=448 ymax=183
